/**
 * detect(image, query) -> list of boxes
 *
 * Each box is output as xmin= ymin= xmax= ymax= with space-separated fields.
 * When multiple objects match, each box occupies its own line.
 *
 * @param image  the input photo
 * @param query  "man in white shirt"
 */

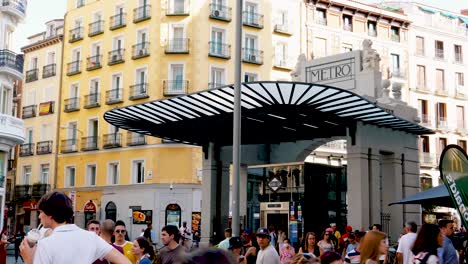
xmin=255 ymin=227 xmax=280 ymax=264
xmin=179 ymin=221 xmax=191 ymax=250
xmin=396 ymin=221 xmax=418 ymax=264
xmin=19 ymin=192 xmax=130 ymax=264
xmin=218 ymin=228 xmax=232 ymax=249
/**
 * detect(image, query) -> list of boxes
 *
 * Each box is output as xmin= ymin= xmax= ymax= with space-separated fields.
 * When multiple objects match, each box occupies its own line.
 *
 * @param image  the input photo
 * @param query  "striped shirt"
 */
xmin=344 ymin=249 xmax=361 ymax=264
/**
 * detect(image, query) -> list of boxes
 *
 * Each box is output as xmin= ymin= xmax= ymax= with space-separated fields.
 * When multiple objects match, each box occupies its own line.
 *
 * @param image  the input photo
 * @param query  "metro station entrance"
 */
xmin=260 ymin=202 xmax=289 ymax=235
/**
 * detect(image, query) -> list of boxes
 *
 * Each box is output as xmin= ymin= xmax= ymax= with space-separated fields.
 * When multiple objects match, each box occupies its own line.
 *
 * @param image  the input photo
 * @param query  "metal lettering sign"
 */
xmin=306 ymin=58 xmax=355 ymax=85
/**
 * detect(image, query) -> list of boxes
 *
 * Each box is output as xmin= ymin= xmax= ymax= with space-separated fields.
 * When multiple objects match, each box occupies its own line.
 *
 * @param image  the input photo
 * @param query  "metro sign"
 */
xmin=268 ymin=177 xmax=282 ymax=192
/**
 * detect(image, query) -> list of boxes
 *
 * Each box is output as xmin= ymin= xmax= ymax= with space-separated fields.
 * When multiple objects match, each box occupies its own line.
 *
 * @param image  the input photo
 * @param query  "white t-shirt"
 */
xmin=396 ymin=233 xmax=417 ymax=264
xmin=256 ymin=245 xmax=280 ymax=264
xmin=33 ymin=224 xmax=113 ymax=264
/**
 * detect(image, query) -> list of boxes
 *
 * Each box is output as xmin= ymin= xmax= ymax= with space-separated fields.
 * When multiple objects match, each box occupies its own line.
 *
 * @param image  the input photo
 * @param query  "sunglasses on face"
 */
xmin=115 ymin=230 xmax=126 ymax=234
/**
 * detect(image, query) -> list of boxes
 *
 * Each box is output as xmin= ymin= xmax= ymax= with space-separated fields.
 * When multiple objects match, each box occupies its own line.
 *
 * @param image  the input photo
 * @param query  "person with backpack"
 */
xmin=412 ymin=224 xmax=443 ymax=264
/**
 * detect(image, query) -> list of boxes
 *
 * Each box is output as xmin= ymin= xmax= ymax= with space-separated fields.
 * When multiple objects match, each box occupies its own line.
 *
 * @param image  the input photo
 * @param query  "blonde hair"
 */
xmin=359 ymin=231 xmax=386 ymax=264
xmin=290 ymin=253 xmax=320 ymax=264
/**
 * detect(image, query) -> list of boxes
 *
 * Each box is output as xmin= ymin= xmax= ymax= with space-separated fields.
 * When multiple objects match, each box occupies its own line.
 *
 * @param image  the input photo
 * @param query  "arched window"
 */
xmin=165 ymin=204 xmax=181 ymax=227
xmin=105 ymin=201 xmax=117 ymax=222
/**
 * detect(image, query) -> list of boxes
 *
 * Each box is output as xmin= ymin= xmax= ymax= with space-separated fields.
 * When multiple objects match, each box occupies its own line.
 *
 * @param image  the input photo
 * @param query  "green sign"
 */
xmin=439 ymin=145 xmax=468 ymax=228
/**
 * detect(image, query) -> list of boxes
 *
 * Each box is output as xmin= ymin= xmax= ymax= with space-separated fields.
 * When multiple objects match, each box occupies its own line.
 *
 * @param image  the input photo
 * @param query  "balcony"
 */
xmin=315 ymin=17 xmax=327 ymax=26
xmin=368 ymin=30 xmax=377 ymax=37
xmin=416 ymin=48 xmax=425 ymax=57
xmin=133 ymin=5 xmax=151 ymax=23
xmin=419 ymin=152 xmax=437 ymax=166
xmin=66 ymin=61 xmax=81 ymax=76
xmin=22 ymin=105 xmax=36 ymax=119
xmin=42 ymin=64 xmax=56 ymax=78
xmin=14 ymin=185 xmax=31 ymax=201
xmin=391 ymin=34 xmax=400 ymax=42
xmin=69 ymin=27 xmax=83 ymax=43
xmin=436 ymin=117 xmax=449 ymax=130
xmin=61 ymin=139 xmax=78 ymax=153
xmin=86 ymin=55 xmax=102 ymax=71
xmin=127 ymin=132 xmax=146 ymax=146
xmin=243 ymin=11 xmax=263 ymax=28
xmin=36 ymin=140 xmax=52 ymax=155
xmin=456 ymin=126 xmax=468 ymax=136
xmin=165 ymin=38 xmax=189 ymax=54
xmin=0 ymin=49 xmax=23 ymax=79
xmin=242 ymin=48 xmax=263 ymax=65
xmin=19 ymin=143 xmax=34 ymax=157
xmin=434 ymin=49 xmax=444 ymax=60
xmin=81 ymin=136 xmax=99 ymax=151
xmin=435 ymin=89 xmax=449 ymax=96
xmin=208 ymin=42 xmax=230 ymax=59
xmin=64 ymin=97 xmax=80 ymax=112
xmin=108 ymin=49 xmax=125 ymax=65
xmin=456 ymin=85 xmax=468 ymax=99
xmin=343 ymin=24 xmax=352 ymax=32
xmin=273 ymin=57 xmax=293 ymax=70
xmin=1 ymin=0 xmax=27 ymax=20
xmin=25 ymin=68 xmax=38 ymax=82
xmin=274 ymin=24 xmax=291 ymax=35
xmin=110 ymin=13 xmax=126 ymax=30
xmin=391 ymin=68 xmax=406 ymax=79
xmin=84 ymin=93 xmax=100 ymax=108
xmin=129 ymin=83 xmax=149 ymax=100
xmin=32 ymin=183 xmax=50 ymax=199
xmin=208 ymin=83 xmax=224 ymax=89
xmin=163 ymin=80 xmax=188 ymax=96
xmin=88 ymin=20 xmax=104 ymax=37
xmin=103 ymin=133 xmax=122 ymax=149
xmin=166 ymin=0 xmax=189 ymax=16
xmin=132 ymin=42 xmax=150 ymax=59
xmin=105 ymin=88 xmax=123 ymax=104
xmin=419 ymin=115 xmax=432 ymax=127
xmin=209 ymin=4 xmax=231 ymax=22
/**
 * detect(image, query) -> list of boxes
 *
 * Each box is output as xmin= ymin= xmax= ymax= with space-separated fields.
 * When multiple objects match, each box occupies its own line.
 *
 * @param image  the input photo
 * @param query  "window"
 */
xmin=135 ymin=68 xmax=147 ymax=85
xmin=108 ymin=162 xmax=119 ymax=185
xmin=112 ymin=36 xmax=124 ymax=51
xmin=416 ymin=37 xmax=424 ymax=56
xmin=367 ymin=21 xmax=377 ymax=36
xmin=275 ymin=42 xmax=287 ymax=66
xmin=458 ymin=140 xmax=467 ymax=152
xmin=47 ymin=24 xmax=55 ymax=37
xmin=456 ymin=72 xmax=465 ymax=87
xmin=390 ymin=26 xmax=400 ymax=42
xmin=435 ymin=41 xmax=444 ymax=59
xmin=210 ymin=28 xmax=226 ymax=56
xmin=244 ymin=1 xmax=259 ymax=25
xmin=210 ymin=67 xmax=225 ymax=88
xmin=0 ymin=87 xmax=11 ymax=114
xmin=457 ymin=106 xmax=465 ymax=129
xmin=313 ymin=37 xmax=327 ymax=58
xmin=342 ymin=15 xmax=352 ymax=31
xmin=420 ymin=136 xmax=430 ymax=153
xmin=416 ymin=65 xmax=426 ymax=89
xmin=277 ymin=10 xmax=288 ymax=27
xmin=111 ymin=74 xmax=123 ymax=98
xmin=72 ymin=48 xmax=81 ymax=62
xmin=418 ymin=99 xmax=428 ymax=123
xmin=315 ymin=8 xmax=326 ymax=25
xmin=40 ymin=164 xmax=49 ymax=184
xmin=420 ymin=176 xmax=432 ymax=191
xmin=436 ymin=103 xmax=447 ymax=129
xmin=169 ymin=64 xmax=184 ymax=92
xmin=132 ymin=160 xmax=145 ymax=183
xmin=137 ymin=28 xmax=148 ymax=45
xmin=66 ymin=166 xmax=76 ymax=187
xmin=76 ymin=0 xmax=84 ymax=8
xmin=438 ymin=138 xmax=447 ymax=154
xmin=87 ymin=164 xmax=97 ymax=186
xmin=30 ymin=57 xmax=38 ymax=70
xmin=391 ymin=54 xmax=400 ymax=74
xmin=244 ymin=72 xmax=257 ymax=82
xmin=90 ymin=78 xmax=100 ymax=94
xmin=435 ymin=69 xmax=445 ymax=91
xmin=244 ymin=34 xmax=257 ymax=61
xmin=455 ymin=45 xmax=463 ymax=63
xmin=23 ymin=166 xmax=31 ymax=184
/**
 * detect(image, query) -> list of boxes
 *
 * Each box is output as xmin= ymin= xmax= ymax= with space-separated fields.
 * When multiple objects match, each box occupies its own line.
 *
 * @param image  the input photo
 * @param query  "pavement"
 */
xmin=7 ymin=255 xmax=24 ymax=263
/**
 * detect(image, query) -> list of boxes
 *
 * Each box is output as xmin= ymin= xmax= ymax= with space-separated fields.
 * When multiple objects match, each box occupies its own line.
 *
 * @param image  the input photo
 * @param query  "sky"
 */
xmin=11 ymin=0 xmax=468 ymax=53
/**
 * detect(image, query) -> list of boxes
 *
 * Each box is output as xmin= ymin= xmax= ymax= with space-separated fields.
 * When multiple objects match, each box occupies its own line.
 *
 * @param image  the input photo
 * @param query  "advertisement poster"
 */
xmin=191 ymin=212 xmax=201 ymax=235
xmin=289 ymin=221 xmax=298 ymax=243
xmin=166 ymin=210 xmax=181 ymax=227
xmin=132 ymin=210 xmax=152 ymax=225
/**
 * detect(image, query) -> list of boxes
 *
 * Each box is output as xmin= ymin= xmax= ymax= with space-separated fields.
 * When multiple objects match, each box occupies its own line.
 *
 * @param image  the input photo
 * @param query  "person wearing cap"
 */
xmin=340 ymin=226 xmax=353 ymax=253
xmin=229 ymin=237 xmax=247 ymax=264
xmin=330 ymin=223 xmax=341 ymax=240
xmin=255 ymin=227 xmax=280 ymax=264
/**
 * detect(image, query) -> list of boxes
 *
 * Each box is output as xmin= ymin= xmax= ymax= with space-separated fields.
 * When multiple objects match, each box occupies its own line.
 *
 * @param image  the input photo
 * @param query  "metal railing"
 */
xmin=165 ymin=38 xmax=189 ymax=53
xmin=19 ymin=143 xmax=34 ymax=156
xmin=66 ymin=61 xmax=81 ymax=76
xmin=105 ymin=88 xmax=123 ymax=104
xmin=435 ymin=89 xmax=448 ymax=96
xmin=81 ymin=136 xmax=99 ymax=151
xmin=391 ymin=69 xmax=406 ymax=79
xmin=242 ymin=48 xmax=263 ymax=64
xmin=42 ymin=63 xmax=56 ymax=78
xmin=84 ymin=93 xmax=100 ymax=108
xmin=129 ymin=83 xmax=149 ymax=100
xmin=435 ymin=49 xmax=444 ymax=60
xmin=69 ymin=27 xmax=83 ymax=42
xmin=0 ymin=49 xmax=23 ymax=74
xmin=127 ymin=132 xmax=146 ymax=146
xmin=419 ymin=152 xmax=437 ymax=165
xmin=133 ymin=4 xmax=151 ymax=23
xmin=455 ymin=53 xmax=463 ymax=64
xmin=64 ymin=97 xmax=80 ymax=112
xmin=391 ymin=34 xmax=400 ymax=42
xmin=209 ymin=42 xmax=230 ymax=58
xmin=108 ymin=49 xmax=125 ymax=65
xmin=436 ymin=117 xmax=449 ymax=129
xmin=86 ymin=55 xmax=102 ymax=70
xmin=88 ymin=20 xmax=104 ymax=36
xmin=243 ymin=11 xmax=263 ymax=28
xmin=110 ymin=13 xmax=126 ymax=30
xmin=315 ymin=17 xmax=327 ymax=26
xmin=209 ymin=4 xmax=231 ymax=21
xmin=36 ymin=140 xmax=52 ymax=155
xmin=103 ymin=133 xmax=122 ymax=148
xmin=368 ymin=30 xmax=377 ymax=37
xmin=419 ymin=114 xmax=432 ymax=127
xmin=208 ymin=82 xmax=224 ymax=89
xmin=132 ymin=42 xmax=150 ymax=59
xmin=274 ymin=57 xmax=293 ymax=69
xmin=32 ymin=183 xmax=50 ymax=199
xmin=61 ymin=139 xmax=78 ymax=153
xmin=2 ymin=0 xmax=27 ymax=16
xmin=14 ymin=185 xmax=32 ymax=201
xmin=25 ymin=68 xmax=38 ymax=82
xmin=343 ymin=24 xmax=352 ymax=31
xmin=274 ymin=24 xmax=290 ymax=34
xmin=163 ymin=80 xmax=188 ymax=96
xmin=166 ymin=0 xmax=189 ymax=15
xmin=22 ymin=105 xmax=36 ymax=118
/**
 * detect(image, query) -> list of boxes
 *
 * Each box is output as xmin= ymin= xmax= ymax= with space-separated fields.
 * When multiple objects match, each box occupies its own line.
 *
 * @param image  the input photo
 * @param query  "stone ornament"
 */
xmin=361 ymin=39 xmax=381 ymax=71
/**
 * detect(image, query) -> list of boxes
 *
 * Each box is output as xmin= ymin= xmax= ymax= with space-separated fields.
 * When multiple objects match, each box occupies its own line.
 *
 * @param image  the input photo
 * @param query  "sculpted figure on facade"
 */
xmin=291 ymin=54 xmax=307 ymax=81
xmin=361 ymin=39 xmax=381 ymax=71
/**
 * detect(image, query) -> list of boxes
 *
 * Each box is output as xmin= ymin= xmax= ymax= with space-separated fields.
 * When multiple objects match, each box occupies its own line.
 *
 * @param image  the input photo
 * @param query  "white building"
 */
xmin=0 ymin=0 xmax=27 ymax=231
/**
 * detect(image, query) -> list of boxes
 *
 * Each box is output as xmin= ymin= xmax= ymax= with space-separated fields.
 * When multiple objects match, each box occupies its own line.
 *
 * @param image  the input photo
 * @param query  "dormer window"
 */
xmin=47 ymin=24 xmax=55 ymax=37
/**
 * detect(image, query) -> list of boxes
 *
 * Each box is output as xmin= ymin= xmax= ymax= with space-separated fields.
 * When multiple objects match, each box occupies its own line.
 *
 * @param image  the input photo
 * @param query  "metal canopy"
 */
xmin=104 ymin=81 xmax=433 ymax=146
xmin=388 ymin=184 xmax=452 ymax=208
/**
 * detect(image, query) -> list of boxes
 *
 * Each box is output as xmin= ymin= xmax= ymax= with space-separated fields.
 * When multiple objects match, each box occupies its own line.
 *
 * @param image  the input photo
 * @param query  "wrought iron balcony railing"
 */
xmin=391 ymin=34 xmax=400 ymax=42
xmin=435 ymin=49 xmax=444 ymax=60
xmin=61 ymin=139 xmax=78 ymax=153
xmin=127 ymin=132 xmax=146 ymax=146
xmin=19 ymin=143 xmax=34 ymax=156
xmin=274 ymin=24 xmax=291 ymax=35
xmin=81 ymin=136 xmax=99 ymax=151
xmin=103 ymin=133 xmax=122 ymax=149
xmin=105 ymin=88 xmax=123 ymax=104
xmin=436 ymin=117 xmax=449 ymax=130
xmin=110 ymin=13 xmax=126 ymax=30
xmin=242 ymin=48 xmax=263 ymax=65
xmin=243 ymin=11 xmax=263 ymax=28
xmin=455 ymin=53 xmax=463 ymax=64
xmin=132 ymin=42 xmax=150 ymax=59
xmin=64 ymin=97 xmax=80 ymax=112
xmin=133 ymin=5 xmax=151 ymax=23
xmin=25 ymin=68 xmax=38 ymax=82
xmin=419 ymin=152 xmax=437 ymax=166
xmin=391 ymin=68 xmax=406 ymax=79
xmin=36 ymin=140 xmax=52 ymax=155
xmin=273 ymin=57 xmax=293 ymax=70
xmin=368 ymin=30 xmax=377 ymax=37
xmin=0 ymin=49 xmax=23 ymax=75
xmin=129 ymin=83 xmax=149 ymax=100
xmin=84 ymin=93 xmax=100 ymax=108
xmin=209 ymin=4 xmax=231 ymax=21
xmin=166 ymin=0 xmax=189 ymax=15
xmin=22 ymin=105 xmax=36 ymax=118
xmin=163 ymin=80 xmax=188 ymax=96
xmin=209 ymin=42 xmax=230 ymax=59
xmin=88 ymin=20 xmax=104 ymax=37
xmin=1 ymin=0 xmax=27 ymax=17
xmin=108 ymin=49 xmax=125 ymax=65
xmin=315 ymin=17 xmax=327 ymax=26
xmin=165 ymin=38 xmax=189 ymax=54
xmin=66 ymin=61 xmax=81 ymax=76
xmin=419 ymin=114 xmax=432 ymax=127
xmin=32 ymin=183 xmax=50 ymax=199
xmin=86 ymin=55 xmax=102 ymax=71
xmin=343 ymin=24 xmax=352 ymax=31
xmin=42 ymin=63 xmax=56 ymax=78
xmin=14 ymin=185 xmax=32 ymax=201
xmin=208 ymin=82 xmax=224 ymax=89
xmin=69 ymin=27 xmax=83 ymax=43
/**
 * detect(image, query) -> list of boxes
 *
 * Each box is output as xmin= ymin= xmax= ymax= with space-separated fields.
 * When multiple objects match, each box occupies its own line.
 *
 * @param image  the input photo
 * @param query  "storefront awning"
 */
xmin=389 ymin=185 xmax=452 ymax=207
xmin=104 ymin=81 xmax=433 ymax=146
xmin=419 ymin=6 xmax=437 ymax=14
xmin=459 ymin=16 xmax=468 ymax=25
xmin=441 ymin=12 xmax=458 ymax=19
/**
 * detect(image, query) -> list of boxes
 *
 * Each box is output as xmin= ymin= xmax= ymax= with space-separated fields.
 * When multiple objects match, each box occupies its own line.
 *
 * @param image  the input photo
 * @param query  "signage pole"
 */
xmin=232 ymin=0 xmax=242 ymax=237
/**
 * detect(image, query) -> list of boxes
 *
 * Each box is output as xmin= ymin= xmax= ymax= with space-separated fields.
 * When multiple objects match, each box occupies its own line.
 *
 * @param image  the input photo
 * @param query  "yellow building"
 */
xmin=16 ymin=19 xmax=64 ymax=229
xmin=58 ymin=0 xmax=305 ymax=237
